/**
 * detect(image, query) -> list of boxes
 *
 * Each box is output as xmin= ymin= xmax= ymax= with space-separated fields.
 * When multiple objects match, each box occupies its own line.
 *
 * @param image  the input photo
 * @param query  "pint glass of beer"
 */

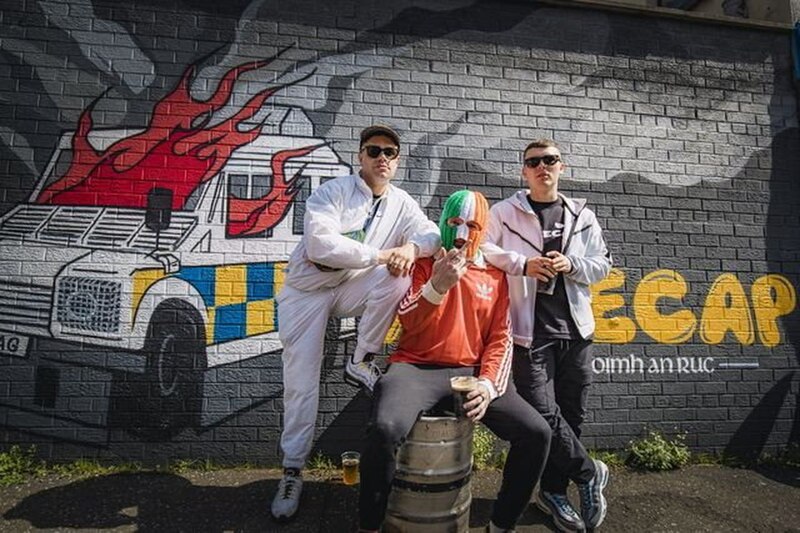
xmin=449 ymin=375 xmax=479 ymax=417
xmin=341 ymin=451 xmax=361 ymax=485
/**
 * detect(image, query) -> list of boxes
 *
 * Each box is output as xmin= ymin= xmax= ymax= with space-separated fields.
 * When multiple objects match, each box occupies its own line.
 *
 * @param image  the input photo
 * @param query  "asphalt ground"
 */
xmin=1 ymin=464 xmax=798 ymax=532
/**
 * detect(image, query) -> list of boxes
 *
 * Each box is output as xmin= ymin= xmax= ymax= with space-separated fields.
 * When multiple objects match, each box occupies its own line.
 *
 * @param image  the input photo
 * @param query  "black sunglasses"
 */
xmin=361 ymin=145 xmax=399 ymax=160
xmin=524 ymin=155 xmax=561 ymax=168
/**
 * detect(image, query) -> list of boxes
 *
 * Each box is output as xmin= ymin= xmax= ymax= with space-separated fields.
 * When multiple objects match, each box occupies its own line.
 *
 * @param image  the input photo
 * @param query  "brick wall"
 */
xmin=0 ymin=0 xmax=797 ymax=463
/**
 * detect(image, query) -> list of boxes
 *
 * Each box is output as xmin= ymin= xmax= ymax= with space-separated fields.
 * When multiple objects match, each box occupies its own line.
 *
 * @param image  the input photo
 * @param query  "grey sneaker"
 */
xmin=534 ymin=489 xmax=585 ymax=532
xmin=271 ymin=468 xmax=303 ymax=522
xmin=344 ymin=355 xmax=382 ymax=392
xmin=578 ymin=459 xmax=609 ymax=529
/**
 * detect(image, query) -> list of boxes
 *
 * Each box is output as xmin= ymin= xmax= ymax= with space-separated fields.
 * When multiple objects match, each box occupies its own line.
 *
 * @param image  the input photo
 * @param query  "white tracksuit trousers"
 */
xmin=276 ymin=264 xmax=410 ymax=469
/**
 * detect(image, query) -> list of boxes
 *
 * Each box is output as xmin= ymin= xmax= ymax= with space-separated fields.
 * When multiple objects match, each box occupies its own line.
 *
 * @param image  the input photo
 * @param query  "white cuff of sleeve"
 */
xmin=368 ymin=248 xmax=379 ymax=265
xmin=422 ymin=280 xmax=445 ymax=304
xmin=478 ymin=378 xmax=498 ymax=401
xmin=566 ymin=256 xmax=577 ymax=275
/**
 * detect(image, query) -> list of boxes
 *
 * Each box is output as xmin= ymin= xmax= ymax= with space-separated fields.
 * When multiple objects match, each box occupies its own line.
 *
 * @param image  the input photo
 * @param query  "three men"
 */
xmin=358 ymin=190 xmax=552 ymax=533
xmin=483 ymin=138 xmax=613 ymax=531
xmin=273 ymin=128 xmax=613 ymax=529
xmin=270 ymin=125 xmax=440 ymax=521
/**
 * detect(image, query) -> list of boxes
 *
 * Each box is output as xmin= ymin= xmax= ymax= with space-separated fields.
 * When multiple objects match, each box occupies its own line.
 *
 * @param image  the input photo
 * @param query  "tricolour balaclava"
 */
xmin=439 ymin=190 xmax=488 ymax=260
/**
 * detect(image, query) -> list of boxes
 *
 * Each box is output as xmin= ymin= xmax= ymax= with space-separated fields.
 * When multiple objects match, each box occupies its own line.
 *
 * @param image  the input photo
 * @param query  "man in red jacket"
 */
xmin=357 ymin=190 xmax=551 ymax=533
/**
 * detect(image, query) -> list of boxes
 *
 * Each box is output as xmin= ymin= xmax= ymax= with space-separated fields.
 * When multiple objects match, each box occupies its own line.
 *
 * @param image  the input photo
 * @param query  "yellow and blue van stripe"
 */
xmin=132 ymin=262 xmax=286 ymax=346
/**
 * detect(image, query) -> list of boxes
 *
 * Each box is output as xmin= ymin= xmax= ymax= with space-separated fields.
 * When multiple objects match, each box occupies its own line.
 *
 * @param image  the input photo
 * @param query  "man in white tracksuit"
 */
xmin=270 ymin=125 xmax=440 ymax=522
xmin=483 ymin=138 xmax=613 ymax=532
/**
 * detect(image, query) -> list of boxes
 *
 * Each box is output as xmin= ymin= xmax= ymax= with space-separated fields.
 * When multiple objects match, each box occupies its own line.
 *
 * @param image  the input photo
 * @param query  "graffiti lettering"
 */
xmin=0 ymin=334 xmax=28 ymax=358
xmin=0 ymin=336 xmax=20 ymax=353
xmin=593 ymin=355 xmax=715 ymax=374
xmin=700 ymin=273 xmax=754 ymax=345
xmin=592 ymin=269 xmax=797 ymax=346
xmin=751 ymin=275 xmax=797 ymax=347
xmin=635 ymin=270 xmax=697 ymax=344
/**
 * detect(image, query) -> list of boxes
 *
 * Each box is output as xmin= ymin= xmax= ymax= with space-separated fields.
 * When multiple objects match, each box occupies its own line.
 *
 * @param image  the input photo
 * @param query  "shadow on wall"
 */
xmin=768 ymin=127 xmax=800 ymax=447
xmin=725 ymin=374 xmax=795 ymax=462
xmin=0 ymin=316 xmax=363 ymax=463
xmin=311 ymin=393 xmax=373 ymax=462
xmin=725 ymin=126 xmax=800 ymax=460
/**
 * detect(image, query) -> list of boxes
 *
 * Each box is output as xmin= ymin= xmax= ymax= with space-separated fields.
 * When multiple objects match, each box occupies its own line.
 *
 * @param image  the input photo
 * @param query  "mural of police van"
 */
xmin=0 ymin=104 xmax=351 ymax=432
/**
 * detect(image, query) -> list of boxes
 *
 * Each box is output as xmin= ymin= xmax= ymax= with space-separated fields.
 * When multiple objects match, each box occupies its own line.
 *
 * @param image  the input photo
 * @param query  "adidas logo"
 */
xmin=476 ymin=282 xmax=493 ymax=301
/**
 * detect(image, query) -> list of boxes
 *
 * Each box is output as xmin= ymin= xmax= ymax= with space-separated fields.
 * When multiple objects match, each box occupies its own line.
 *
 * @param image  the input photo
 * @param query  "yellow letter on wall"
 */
xmin=752 ymin=274 xmax=797 ymax=347
xmin=591 ymin=268 xmax=636 ymax=343
xmin=634 ymin=270 xmax=697 ymax=344
xmin=699 ymin=273 xmax=754 ymax=345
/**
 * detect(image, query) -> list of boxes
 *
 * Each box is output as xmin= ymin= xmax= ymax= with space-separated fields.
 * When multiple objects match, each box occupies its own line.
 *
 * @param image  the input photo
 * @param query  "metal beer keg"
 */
xmin=384 ymin=415 xmax=474 ymax=533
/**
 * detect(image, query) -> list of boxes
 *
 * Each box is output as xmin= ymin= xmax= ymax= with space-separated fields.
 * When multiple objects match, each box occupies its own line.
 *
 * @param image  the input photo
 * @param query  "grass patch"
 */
xmin=589 ymin=449 xmax=626 ymax=469
xmin=307 ymin=452 xmax=338 ymax=473
xmin=165 ymin=458 xmax=225 ymax=474
xmin=0 ymin=446 xmax=46 ymax=486
xmin=472 ymin=425 xmax=506 ymax=470
xmin=691 ymin=452 xmax=750 ymax=468
xmin=50 ymin=458 xmax=141 ymax=478
xmin=1 ymin=438 xmax=795 ymax=487
xmin=691 ymin=445 xmax=800 ymax=470
xmin=758 ymin=443 xmax=800 ymax=469
xmin=0 ymin=446 xmax=265 ymax=486
xmin=692 ymin=452 xmax=721 ymax=465
xmin=626 ymin=430 xmax=690 ymax=472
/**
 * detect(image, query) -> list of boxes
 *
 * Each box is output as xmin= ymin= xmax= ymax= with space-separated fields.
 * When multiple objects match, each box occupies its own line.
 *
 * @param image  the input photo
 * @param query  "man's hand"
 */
xmin=377 ymin=242 xmax=418 ymax=277
xmin=525 ymin=255 xmax=556 ymax=282
xmin=463 ymin=383 xmax=491 ymax=422
xmin=545 ymin=250 xmax=572 ymax=273
xmin=430 ymin=246 xmax=467 ymax=293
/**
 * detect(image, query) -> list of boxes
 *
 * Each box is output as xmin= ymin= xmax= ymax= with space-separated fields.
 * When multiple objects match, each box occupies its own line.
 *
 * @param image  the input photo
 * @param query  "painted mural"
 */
xmin=0 ymin=48 xmax=361 ymax=439
xmin=0 ymin=0 xmax=797 ymax=461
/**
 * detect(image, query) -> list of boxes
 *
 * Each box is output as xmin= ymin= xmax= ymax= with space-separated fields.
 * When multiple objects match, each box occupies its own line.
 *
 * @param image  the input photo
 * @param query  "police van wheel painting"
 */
xmin=154 ymin=332 xmax=181 ymax=398
xmin=141 ymin=303 xmax=206 ymax=433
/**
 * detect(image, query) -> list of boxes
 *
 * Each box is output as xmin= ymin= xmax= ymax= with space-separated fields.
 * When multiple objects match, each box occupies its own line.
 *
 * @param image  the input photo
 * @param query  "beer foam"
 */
xmin=450 ymin=376 xmax=477 ymax=392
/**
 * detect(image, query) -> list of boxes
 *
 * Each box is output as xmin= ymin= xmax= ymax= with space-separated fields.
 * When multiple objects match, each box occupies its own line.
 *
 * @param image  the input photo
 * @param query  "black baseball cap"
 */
xmin=360 ymin=124 xmax=400 ymax=148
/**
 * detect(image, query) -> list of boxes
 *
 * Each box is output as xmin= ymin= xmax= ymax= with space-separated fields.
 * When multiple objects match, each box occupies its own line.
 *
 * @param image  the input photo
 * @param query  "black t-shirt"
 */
xmin=527 ymin=196 xmax=580 ymax=340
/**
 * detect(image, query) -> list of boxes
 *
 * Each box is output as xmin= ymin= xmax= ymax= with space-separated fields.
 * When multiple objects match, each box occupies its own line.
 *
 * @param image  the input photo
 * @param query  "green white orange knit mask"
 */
xmin=439 ymin=190 xmax=488 ymax=260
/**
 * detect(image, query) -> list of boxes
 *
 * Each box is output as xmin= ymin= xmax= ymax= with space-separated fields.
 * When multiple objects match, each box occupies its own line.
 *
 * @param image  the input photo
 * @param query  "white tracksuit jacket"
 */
xmin=482 ymin=191 xmax=612 ymax=347
xmin=284 ymin=173 xmax=440 ymax=290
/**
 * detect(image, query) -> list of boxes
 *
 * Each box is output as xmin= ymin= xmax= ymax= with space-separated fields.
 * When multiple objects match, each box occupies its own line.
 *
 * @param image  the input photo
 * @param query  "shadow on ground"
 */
xmin=2 ymin=472 xmax=358 ymax=532
xmin=2 ymin=465 xmax=799 ymax=532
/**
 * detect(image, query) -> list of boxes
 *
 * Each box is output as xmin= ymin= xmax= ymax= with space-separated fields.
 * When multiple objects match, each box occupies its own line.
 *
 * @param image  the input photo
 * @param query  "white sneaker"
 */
xmin=344 ymin=356 xmax=382 ymax=392
xmin=271 ymin=468 xmax=303 ymax=522
xmin=579 ymin=458 xmax=609 ymax=529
